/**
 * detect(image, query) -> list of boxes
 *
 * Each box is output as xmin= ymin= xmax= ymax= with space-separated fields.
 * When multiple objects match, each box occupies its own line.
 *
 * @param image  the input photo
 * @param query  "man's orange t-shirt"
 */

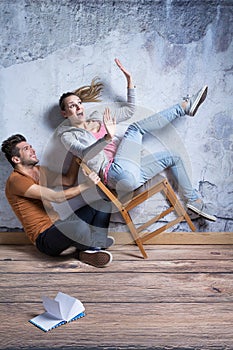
xmin=5 ymin=167 xmax=60 ymax=243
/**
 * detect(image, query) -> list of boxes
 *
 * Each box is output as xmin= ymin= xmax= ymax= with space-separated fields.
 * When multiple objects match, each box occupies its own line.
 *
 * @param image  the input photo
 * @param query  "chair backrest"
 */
xmin=76 ymin=158 xmax=123 ymax=210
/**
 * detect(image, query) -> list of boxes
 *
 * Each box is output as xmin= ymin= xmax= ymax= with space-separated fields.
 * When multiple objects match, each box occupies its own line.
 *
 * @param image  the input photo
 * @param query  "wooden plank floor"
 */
xmin=1 ymin=244 xmax=233 ymax=350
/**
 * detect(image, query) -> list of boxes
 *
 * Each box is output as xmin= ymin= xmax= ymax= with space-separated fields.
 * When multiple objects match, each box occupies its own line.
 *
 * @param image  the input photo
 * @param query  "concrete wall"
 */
xmin=0 ymin=0 xmax=232 ymax=232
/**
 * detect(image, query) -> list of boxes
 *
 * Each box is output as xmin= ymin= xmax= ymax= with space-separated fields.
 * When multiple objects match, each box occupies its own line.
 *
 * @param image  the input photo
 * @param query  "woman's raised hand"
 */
xmin=115 ymin=58 xmax=134 ymax=88
xmin=103 ymin=108 xmax=116 ymax=140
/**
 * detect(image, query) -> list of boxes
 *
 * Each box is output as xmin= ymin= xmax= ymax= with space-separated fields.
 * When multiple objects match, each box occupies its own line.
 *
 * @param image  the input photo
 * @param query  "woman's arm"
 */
xmin=60 ymin=131 xmax=111 ymax=162
xmin=115 ymin=58 xmax=134 ymax=89
xmin=114 ymin=58 xmax=136 ymax=123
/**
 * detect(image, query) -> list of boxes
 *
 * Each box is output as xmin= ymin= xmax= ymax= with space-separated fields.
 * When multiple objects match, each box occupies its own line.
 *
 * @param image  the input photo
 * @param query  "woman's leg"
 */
xmin=135 ymin=104 xmax=185 ymax=134
xmin=107 ymin=104 xmax=185 ymax=194
xmin=107 ymin=123 xmax=144 ymax=194
xmin=141 ymin=150 xmax=199 ymax=202
xmin=136 ymin=85 xmax=208 ymax=133
xmin=107 ymin=85 xmax=209 ymax=195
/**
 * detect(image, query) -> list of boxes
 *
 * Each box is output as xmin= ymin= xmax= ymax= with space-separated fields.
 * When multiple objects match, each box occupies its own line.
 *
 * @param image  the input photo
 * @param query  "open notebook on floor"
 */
xmin=29 ymin=292 xmax=85 ymax=332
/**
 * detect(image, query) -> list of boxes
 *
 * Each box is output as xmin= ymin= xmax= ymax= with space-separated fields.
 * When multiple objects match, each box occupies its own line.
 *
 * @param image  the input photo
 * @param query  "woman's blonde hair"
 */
xmin=74 ymin=77 xmax=103 ymax=102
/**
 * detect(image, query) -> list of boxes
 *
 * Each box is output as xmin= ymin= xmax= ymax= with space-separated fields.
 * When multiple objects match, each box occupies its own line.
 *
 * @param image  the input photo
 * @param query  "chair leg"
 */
xmin=163 ymin=180 xmax=196 ymax=232
xmin=120 ymin=208 xmax=148 ymax=259
xmin=118 ymin=179 xmax=195 ymax=258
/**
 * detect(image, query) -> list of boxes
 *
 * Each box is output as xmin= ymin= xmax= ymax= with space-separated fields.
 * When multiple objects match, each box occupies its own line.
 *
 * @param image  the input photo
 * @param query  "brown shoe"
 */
xmin=78 ymin=250 xmax=112 ymax=267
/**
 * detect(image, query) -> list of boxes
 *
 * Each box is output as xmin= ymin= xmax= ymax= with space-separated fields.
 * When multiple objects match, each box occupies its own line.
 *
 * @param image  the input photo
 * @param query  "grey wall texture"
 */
xmin=0 ymin=0 xmax=232 ymax=232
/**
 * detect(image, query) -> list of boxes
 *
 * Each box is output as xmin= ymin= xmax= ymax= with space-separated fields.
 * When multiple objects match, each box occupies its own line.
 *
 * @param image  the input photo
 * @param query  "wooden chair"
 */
xmin=76 ymin=158 xmax=196 ymax=259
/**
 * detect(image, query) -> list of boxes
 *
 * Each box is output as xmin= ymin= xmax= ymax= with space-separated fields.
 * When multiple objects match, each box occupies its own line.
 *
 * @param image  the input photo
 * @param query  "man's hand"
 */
xmin=103 ymin=107 xmax=116 ymax=140
xmin=88 ymin=171 xmax=100 ymax=185
xmin=82 ymin=170 xmax=100 ymax=187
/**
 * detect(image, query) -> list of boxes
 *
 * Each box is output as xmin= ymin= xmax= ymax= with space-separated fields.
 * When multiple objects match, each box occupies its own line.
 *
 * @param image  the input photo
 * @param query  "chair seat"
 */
xmin=121 ymin=174 xmax=165 ymax=206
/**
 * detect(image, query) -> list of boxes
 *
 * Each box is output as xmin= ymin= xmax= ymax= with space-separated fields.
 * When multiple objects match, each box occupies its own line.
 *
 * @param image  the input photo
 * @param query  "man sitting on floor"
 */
xmin=1 ymin=134 xmax=114 ymax=268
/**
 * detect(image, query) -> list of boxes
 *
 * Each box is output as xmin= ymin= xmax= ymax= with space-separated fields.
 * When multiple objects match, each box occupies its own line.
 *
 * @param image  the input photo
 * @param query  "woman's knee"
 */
xmin=172 ymin=153 xmax=184 ymax=166
xmin=126 ymin=122 xmax=143 ymax=135
xmin=115 ymin=171 xmax=138 ymax=193
xmin=165 ymin=152 xmax=183 ymax=167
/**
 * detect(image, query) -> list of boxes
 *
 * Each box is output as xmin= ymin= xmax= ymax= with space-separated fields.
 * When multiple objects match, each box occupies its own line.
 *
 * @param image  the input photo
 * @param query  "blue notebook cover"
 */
xmin=29 ymin=311 xmax=85 ymax=332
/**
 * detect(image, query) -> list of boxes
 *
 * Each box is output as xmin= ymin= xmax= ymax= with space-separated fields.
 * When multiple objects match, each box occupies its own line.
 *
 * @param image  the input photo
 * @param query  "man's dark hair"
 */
xmin=59 ymin=92 xmax=77 ymax=111
xmin=1 ymin=134 xmax=26 ymax=168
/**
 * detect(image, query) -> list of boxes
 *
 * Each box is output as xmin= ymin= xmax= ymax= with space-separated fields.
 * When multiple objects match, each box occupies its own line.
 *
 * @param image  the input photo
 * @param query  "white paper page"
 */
xmin=42 ymin=296 xmax=63 ymax=319
xmin=30 ymin=312 xmax=64 ymax=332
xmin=55 ymin=292 xmax=85 ymax=321
xmin=66 ymin=299 xmax=85 ymax=321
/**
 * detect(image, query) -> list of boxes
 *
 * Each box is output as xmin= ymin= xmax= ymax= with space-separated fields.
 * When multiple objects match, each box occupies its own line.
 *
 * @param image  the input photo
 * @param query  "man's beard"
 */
xmin=21 ymin=159 xmax=39 ymax=166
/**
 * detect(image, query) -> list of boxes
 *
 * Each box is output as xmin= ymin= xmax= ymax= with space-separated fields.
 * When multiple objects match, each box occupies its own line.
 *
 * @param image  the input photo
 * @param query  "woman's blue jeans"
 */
xmin=107 ymin=104 xmax=198 ymax=202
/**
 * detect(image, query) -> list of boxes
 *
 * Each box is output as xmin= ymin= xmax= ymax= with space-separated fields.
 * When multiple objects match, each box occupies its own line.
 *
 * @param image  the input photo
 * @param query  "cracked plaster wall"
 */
xmin=0 ymin=0 xmax=232 ymax=233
